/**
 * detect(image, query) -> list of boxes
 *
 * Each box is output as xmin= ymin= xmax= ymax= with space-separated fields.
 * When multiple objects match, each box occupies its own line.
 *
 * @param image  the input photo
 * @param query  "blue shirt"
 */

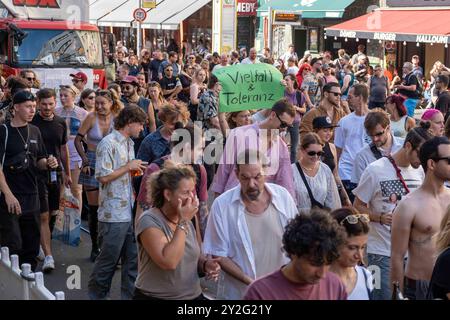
xmin=136 ymin=127 xmax=171 ymax=164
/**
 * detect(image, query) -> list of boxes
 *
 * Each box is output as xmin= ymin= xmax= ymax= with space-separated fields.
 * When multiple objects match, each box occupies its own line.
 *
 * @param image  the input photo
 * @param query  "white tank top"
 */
xmin=390 ymin=115 xmax=409 ymax=138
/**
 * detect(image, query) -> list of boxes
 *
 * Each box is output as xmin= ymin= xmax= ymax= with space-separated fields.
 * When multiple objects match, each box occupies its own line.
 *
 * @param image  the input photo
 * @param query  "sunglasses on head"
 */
xmin=275 ymin=113 xmax=293 ymax=129
xmin=306 ymin=150 xmax=324 ymax=157
xmin=340 ymin=214 xmax=370 ymax=226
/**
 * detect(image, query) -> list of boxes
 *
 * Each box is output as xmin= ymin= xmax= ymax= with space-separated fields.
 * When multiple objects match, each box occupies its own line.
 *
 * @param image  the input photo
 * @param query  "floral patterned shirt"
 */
xmin=95 ymin=130 xmax=135 ymax=223
xmin=198 ymin=89 xmax=218 ymax=130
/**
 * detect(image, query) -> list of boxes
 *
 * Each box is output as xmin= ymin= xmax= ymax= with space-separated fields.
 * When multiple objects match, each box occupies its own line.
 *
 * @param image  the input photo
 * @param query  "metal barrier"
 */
xmin=0 ymin=247 xmax=65 ymax=300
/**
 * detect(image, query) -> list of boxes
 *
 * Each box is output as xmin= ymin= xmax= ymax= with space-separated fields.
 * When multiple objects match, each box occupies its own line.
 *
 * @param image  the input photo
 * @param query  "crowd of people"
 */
xmin=0 ymin=41 xmax=450 ymax=301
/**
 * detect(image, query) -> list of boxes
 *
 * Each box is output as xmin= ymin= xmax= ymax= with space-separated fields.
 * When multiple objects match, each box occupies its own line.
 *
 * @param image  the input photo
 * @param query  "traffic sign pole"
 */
xmin=137 ymin=2 xmax=142 ymax=58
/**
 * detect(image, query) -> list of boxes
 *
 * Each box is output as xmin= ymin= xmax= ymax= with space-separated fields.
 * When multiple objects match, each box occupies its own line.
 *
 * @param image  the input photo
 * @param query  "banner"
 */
xmin=213 ymin=64 xmax=285 ymax=112
xmin=1 ymin=0 xmax=89 ymax=21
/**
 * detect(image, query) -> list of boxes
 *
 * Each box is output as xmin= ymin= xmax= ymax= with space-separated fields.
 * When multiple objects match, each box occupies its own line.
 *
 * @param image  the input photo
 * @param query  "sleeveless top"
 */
xmin=86 ymin=115 xmax=114 ymax=147
xmin=390 ymin=115 xmax=409 ymax=138
xmin=339 ymin=74 xmax=354 ymax=96
xmin=369 ymin=75 xmax=388 ymax=103
xmin=322 ymin=142 xmax=336 ymax=173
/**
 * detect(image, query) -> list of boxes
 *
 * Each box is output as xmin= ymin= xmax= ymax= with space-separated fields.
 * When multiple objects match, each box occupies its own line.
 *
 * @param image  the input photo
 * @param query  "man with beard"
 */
xmin=121 ymin=76 xmax=156 ymax=153
xmin=203 ymin=149 xmax=297 ymax=300
xmin=434 ymin=75 xmax=450 ymax=121
xmin=391 ymin=136 xmax=450 ymax=300
xmin=353 ymin=123 xmax=433 ymax=300
xmin=300 ymin=82 xmax=347 ymax=142
xmin=351 ymin=111 xmax=404 ymax=185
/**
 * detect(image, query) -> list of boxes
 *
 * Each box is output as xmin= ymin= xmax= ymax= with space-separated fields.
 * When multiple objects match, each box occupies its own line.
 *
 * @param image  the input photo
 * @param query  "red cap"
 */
xmin=70 ymin=72 xmax=88 ymax=82
xmin=120 ymin=75 xmax=139 ymax=86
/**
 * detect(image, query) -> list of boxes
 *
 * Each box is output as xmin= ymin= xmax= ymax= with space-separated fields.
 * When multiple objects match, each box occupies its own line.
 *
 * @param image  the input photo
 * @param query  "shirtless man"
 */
xmin=391 ymin=136 xmax=450 ymax=300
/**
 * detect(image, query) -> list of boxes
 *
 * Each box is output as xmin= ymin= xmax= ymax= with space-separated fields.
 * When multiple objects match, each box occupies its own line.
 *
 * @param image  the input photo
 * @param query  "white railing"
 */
xmin=0 ymin=247 xmax=65 ymax=300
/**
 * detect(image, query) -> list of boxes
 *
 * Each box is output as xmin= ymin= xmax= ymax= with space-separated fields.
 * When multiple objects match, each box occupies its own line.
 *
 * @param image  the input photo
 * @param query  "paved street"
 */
xmin=37 ymin=222 xmax=121 ymax=300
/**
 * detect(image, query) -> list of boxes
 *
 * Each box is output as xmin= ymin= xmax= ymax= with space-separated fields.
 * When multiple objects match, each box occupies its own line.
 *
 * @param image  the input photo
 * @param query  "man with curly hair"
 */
xmin=243 ymin=209 xmax=348 ymax=300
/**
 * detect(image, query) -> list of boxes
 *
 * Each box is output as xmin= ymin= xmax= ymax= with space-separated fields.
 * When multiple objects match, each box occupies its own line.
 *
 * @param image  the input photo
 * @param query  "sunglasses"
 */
xmin=27 ymin=77 xmax=35 ymax=81
xmin=340 ymin=214 xmax=370 ymax=226
xmin=72 ymin=79 xmax=82 ymax=83
xmin=188 ymin=57 xmax=195 ymax=59
xmin=306 ymin=150 xmax=325 ymax=157
xmin=121 ymin=85 xmax=134 ymax=91
xmin=327 ymin=91 xmax=341 ymax=97
xmin=275 ymin=113 xmax=293 ymax=129
xmin=165 ymin=69 xmax=173 ymax=72
xmin=433 ymin=157 xmax=450 ymax=164
xmin=369 ymin=130 xmax=385 ymax=138
xmin=86 ymin=95 xmax=96 ymax=100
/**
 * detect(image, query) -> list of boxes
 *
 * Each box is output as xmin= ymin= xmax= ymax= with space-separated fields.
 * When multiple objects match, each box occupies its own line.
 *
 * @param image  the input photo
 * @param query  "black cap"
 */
xmin=12 ymin=90 xmax=35 ymax=105
xmin=312 ymin=116 xmax=339 ymax=130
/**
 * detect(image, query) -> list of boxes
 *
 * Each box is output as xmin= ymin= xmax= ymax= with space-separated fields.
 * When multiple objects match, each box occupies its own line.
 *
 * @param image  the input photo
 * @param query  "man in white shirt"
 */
xmin=241 ymin=48 xmax=261 ymax=65
xmin=203 ymin=149 xmax=297 ymax=299
xmin=351 ymin=111 xmax=405 ymax=185
xmin=335 ymin=84 xmax=371 ymax=202
xmin=280 ymin=44 xmax=298 ymax=69
xmin=353 ymin=123 xmax=433 ymax=300
xmin=212 ymin=53 xmax=229 ymax=72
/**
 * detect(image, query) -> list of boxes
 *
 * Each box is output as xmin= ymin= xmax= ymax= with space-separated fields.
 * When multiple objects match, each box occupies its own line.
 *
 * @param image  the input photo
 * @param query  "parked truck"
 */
xmin=0 ymin=0 xmax=109 ymax=89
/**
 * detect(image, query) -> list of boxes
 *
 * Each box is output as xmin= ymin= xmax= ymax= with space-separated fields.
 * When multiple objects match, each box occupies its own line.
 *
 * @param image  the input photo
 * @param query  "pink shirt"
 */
xmin=210 ymin=123 xmax=295 ymax=201
xmin=244 ymin=269 xmax=348 ymax=300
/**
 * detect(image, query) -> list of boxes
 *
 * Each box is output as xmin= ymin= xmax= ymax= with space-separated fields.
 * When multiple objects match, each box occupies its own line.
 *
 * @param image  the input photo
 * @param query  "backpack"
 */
xmin=407 ymin=73 xmax=423 ymax=98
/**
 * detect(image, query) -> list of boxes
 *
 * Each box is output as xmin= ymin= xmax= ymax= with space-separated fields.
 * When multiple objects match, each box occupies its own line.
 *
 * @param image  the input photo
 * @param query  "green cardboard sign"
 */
xmin=213 ymin=64 xmax=285 ymax=112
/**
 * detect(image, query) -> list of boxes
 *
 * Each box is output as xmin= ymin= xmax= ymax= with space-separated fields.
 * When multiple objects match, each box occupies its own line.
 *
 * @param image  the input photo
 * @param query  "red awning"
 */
xmin=325 ymin=10 xmax=450 ymax=44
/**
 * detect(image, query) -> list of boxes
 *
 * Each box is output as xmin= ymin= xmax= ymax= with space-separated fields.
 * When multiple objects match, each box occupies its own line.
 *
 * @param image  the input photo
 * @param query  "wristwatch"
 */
xmin=177 ymin=221 xmax=188 ymax=235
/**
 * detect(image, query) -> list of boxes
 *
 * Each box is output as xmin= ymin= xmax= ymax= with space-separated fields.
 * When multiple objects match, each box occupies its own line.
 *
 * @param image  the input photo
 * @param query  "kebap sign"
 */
xmin=213 ymin=64 xmax=284 ymax=113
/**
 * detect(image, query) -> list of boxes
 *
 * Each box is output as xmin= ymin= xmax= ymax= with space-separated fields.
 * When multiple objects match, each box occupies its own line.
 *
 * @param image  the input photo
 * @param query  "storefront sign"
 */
xmin=374 ymin=32 xmax=396 ymax=41
xmin=273 ymin=12 xmax=301 ymax=25
xmin=142 ymin=0 xmax=156 ymax=9
xmin=220 ymin=0 xmax=237 ymax=54
xmin=328 ymin=29 xmax=450 ymax=44
xmin=237 ymin=0 xmax=257 ymax=17
xmin=387 ymin=0 xmax=450 ymax=7
xmin=339 ymin=30 xmax=356 ymax=38
xmin=213 ymin=64 xmax=284 ymax=112
xmin=416 ymin=34 xmax=449 ymax=44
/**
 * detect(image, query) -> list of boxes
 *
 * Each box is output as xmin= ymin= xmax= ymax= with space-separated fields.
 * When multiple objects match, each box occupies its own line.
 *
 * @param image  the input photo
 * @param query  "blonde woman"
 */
xmin=147 ymin=81 xmax=167 ymax=128
xmin=74 ymin=89 xmax=124 ymax=261
xmin=55 ymin=85 xmax=88 ymax=216
xmin=429 ymin=206 xmax=450 ymax=300
xmin=189 ymin=68 xmax=207 ymax=122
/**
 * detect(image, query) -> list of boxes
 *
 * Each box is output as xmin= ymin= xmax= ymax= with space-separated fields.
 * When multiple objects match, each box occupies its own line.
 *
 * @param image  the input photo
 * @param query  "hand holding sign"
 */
xmin=212 ymin=64 xmax=285 ymax=113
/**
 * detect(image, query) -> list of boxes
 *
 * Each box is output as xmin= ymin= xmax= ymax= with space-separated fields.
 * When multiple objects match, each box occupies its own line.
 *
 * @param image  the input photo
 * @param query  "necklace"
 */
xmin=160 ymin=208 xmax=178 ymax=225
xmin=15 ymin=124 xmax=29 ymax=151
xmin=300 ymin=161 xmax=317 ymax=171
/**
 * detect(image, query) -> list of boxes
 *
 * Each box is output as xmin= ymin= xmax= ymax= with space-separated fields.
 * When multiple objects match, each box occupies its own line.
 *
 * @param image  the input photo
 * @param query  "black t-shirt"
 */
xmin=398 ymin=73 xmax=420 ymax=99
xmin=159 ymin=76 xmax=180 ymax=99
xmin=0 ymin=123 xmax=46 ymax=196
xmin=150 ymin=59 xmax=163 ymax=82
xmin=430 ymin=247 xmax=450 ymax=300
xmin=31 ymin=113 xmax=68 ymax=167
xmin=435 ymin=91 xmax=450 ymax=121
xmin=140 ymin=60 xmax=151 ymax=82
xmin=178 ymin=74 xmax=192 ymax=103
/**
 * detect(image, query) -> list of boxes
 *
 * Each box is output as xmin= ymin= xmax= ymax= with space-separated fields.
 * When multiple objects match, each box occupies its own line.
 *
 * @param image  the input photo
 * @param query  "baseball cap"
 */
xmin=70 ymin=72 xmax=88 ymax=82
xmin=120 ymin=75 xmax=139 ymax=86
xmin=313 ymin=116 xmax=339 ymax=130
xmin=13 ymin=90 xmax=35 ymax=105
